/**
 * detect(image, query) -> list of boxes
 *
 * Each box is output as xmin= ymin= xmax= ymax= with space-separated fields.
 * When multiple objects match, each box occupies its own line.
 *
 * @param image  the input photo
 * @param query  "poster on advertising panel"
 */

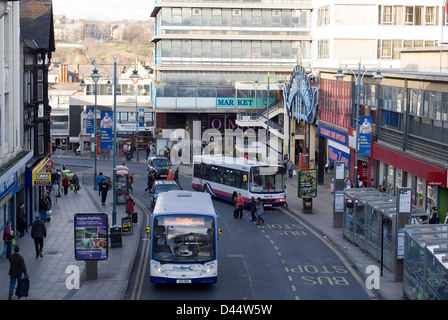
xmin=138 ymin=108 xmax=145 ymax=127
xmin=358 ymin=116 xmax=372 ymax=156
xmin=100 ymin=111 xmax=113 ymax=151
xmin=74 ymin=213 xmax=108 ymax=260
xmin=298 ymin=169 xmax=317 ymax=198
xmin=86 ymin=107 xmax=95 ymax=134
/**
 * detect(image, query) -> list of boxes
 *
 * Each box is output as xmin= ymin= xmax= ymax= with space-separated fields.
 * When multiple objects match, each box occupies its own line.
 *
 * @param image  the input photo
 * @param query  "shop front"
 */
xmin=25 ymin=157 xmax=53 ymax=222
xmin=372 ymin=144 xmax=447 ymax=222
xmin=0 ymin=173 xmax=19 ymax=257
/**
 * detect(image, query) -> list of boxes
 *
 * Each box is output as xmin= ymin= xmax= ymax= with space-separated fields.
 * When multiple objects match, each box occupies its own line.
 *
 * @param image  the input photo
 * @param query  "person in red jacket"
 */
xmin=126 ymin=195 xmax=135 ymax=215
xmin=235 ymin=192 xmax=244 ymax=219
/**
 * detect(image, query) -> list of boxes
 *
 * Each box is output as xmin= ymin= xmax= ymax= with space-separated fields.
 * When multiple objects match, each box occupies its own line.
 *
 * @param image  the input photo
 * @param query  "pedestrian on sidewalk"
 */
xmin=287 ymin=160 xmax=293 ymax=178
xmin=235 ymin=192 xmax=244 ymax=219
xmin=126 ymin=195 xmax=135 ymax=216
xmin=62 ymin=175 xmax=69 ymax=195
xmin=51 ymin=181 xmax=60 ymax=205
xmin=129 ymin=173 xmax=134 ymax=192
xmin=39 ymin=194 xmax=48 ymax=223
xmin=72 ymin=173 xmax=80 ymax=194
xmin=100 ymin=178 xmax=109 ymax=206
xmin=31 ymin=214 xmax=46 ymax=259
xmin=17 ymin=202 xmax=26 ymax=237
xmin=97 ymin=172 xmax=105 ymax=195
xmin=8 ymin=245 xmax=28 ymax=300
xmin=255 ymin=198 xmax=265 ymax=225
xmin=167 ymin=169 xmax=174 ymax=181
xmin=3 ymin=221 xmax=13 ymax=258
xmin=250 ymin=196 xmax=257 ymax=222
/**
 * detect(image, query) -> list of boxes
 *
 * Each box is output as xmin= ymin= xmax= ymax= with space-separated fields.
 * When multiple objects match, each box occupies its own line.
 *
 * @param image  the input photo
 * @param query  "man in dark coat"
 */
xmin=8 ymin=245 xmax=28 ymax=300
xmin=31 ymin=214 xmax=47 ymax=259
xmin=100 ymin=178 xmax=109 ymax=206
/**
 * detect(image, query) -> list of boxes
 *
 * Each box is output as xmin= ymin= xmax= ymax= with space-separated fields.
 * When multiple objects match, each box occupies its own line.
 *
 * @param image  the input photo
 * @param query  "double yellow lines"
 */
xmin=129 ymin=196 xmax=152 ymax=300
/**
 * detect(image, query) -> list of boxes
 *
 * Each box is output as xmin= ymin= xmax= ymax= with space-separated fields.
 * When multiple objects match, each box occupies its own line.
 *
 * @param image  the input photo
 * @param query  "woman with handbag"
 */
xmin=3 ymin=221 xmax=13 ymax=258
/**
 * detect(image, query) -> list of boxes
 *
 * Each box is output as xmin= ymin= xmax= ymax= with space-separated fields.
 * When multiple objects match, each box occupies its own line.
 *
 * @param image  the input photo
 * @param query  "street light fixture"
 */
xmin=335 ymin=62 xmax=383 ymax=189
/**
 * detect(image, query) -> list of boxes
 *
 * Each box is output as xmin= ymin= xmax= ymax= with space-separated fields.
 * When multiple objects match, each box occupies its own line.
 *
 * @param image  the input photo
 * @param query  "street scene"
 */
xmin=1 ymin=0 xmax=448 ymax=308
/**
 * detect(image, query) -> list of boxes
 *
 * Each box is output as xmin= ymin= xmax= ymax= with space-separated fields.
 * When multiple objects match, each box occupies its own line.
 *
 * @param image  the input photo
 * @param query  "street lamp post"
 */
xmin=335 ymin=61 xmax=383 ymax=188
xmin=130 ymin=69 xmax=141 ymax=161
xmin=90 ymin=68 xmax=101 ymax=190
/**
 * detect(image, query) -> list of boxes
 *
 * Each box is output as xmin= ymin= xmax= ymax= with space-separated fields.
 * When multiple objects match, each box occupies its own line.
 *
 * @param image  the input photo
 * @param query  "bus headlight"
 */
xmin=200 ymin=263 xmax=216 ymax=276
xmin=153 ymin=263 xmax=166 ymax=275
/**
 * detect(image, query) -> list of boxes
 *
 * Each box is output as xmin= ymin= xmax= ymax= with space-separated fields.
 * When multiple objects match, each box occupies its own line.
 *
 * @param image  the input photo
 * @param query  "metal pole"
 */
xmin=266 ymin=73 xmax=270 ymax=159
xmin=354 ymin=62 xmax=361 ymax=189
xmin=93 ymin=78 xmax=98 ymax=190
xmin=112 ymin=58 xmax=117 ymax=226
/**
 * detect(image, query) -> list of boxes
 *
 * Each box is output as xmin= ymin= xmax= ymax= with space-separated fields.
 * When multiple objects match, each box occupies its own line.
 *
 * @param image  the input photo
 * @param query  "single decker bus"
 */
xmin=192 ymin=154 xmax=285 ymax=207
xmin=150 ymin=190 xmax=221 ymax=284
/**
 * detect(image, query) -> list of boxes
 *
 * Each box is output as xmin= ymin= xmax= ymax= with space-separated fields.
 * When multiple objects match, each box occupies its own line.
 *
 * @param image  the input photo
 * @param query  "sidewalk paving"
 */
xmin=0 ymin=152 xmax=404 ymax=300
xmin=0 ymin=181 xmax=141 ymax=300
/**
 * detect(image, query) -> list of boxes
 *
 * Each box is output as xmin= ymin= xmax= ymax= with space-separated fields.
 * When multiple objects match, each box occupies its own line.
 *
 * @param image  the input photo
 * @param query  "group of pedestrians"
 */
xmin=234 ymin=193 xmax=265 ymax=225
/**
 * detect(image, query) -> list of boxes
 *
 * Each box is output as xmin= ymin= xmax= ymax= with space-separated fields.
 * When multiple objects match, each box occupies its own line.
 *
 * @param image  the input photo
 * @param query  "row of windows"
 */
xmin=156 ymin=0 xmax=310 ymax=4
xmin=156 ymin=40 xmax=309 ymax=67
xmin=379 ymin=5 xmax=441 ymax=26
xmin=157 ymin=8 xmax=310 ymax=30
xmin=377 ymin=39 xmax=438 ymax=60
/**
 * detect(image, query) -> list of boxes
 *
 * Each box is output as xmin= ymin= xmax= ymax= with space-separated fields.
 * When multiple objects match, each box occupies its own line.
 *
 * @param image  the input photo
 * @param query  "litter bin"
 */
xmin=110 ymin=226 xmax=122 ymax=248
xmin=131 ymin=212 xmax=138 ymax=224
xmin=303 ymin=198 xmax=313 ymax=212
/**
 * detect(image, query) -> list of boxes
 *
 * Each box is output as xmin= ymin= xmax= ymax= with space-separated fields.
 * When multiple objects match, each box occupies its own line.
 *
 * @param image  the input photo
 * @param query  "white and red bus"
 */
xmin=192 ymin=155 xmax=286 ymax=207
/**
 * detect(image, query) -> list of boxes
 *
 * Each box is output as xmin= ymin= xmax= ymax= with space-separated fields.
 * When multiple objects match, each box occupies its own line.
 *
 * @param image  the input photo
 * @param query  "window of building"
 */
xmin=382 ymin=6 xmax=393 ymax=24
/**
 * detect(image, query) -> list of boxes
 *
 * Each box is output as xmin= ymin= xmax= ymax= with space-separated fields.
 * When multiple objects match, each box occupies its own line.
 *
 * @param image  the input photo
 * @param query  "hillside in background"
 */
xmin=52 ymin=20 xmax=154 ymax=66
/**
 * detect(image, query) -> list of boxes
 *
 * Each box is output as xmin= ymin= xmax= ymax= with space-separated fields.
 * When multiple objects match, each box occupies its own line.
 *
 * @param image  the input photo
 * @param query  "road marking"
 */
xmin=129 ymin=196 xmax=152 ymax=300
xmin=282 ymin=209 xmax=376 ymax=299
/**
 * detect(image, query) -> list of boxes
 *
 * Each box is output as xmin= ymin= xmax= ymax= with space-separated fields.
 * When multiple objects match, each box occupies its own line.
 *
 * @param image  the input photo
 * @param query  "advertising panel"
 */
xmin=298 ymin=169 xmax=317 ymax=198
xmin=74 ymin=213 xmax=108 ymax=260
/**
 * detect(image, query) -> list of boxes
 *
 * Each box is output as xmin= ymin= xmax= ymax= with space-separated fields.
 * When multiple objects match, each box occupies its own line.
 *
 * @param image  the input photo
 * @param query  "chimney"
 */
xmin=59 ymin=64 xmax=68 ymax=83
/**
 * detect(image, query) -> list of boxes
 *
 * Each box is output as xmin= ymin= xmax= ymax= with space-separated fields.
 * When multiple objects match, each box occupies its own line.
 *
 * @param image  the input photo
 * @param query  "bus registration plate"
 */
xmin=177 ymin=279 xmax=191 ymax=284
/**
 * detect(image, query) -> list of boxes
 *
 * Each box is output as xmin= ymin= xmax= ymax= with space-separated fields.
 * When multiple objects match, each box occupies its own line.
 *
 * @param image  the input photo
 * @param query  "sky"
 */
xmin=52 ymin=0 xmax=154 ymax=21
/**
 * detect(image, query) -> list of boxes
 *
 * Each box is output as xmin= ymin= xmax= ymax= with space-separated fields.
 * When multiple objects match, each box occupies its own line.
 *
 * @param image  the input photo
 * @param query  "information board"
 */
xmin=74 ymin=213 xmax=108 ymax=260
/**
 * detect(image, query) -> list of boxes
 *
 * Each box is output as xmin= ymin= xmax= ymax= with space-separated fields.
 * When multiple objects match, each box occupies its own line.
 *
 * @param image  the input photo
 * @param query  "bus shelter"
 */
xmin=343 ymin=188 xmax=428 ymax=273
xmin=404 ymin=225 xmax=448 ymax=300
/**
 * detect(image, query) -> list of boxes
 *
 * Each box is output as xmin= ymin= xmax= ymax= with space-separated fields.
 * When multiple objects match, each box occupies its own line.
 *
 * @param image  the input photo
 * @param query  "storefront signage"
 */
xmin=0 ymin=173 xmax=17 ymax=200
xmin=33 ymin=173 xmax=51 ymax=186
xmin=74 ymin=213 xmax=108 ymax=260
xmin=216 ymin=98 xmax=256 ymax=108
xmin=328 ymin=145 xmax=350 ymax=169
xmin=318 ymin=125 xmax=348 ymax=146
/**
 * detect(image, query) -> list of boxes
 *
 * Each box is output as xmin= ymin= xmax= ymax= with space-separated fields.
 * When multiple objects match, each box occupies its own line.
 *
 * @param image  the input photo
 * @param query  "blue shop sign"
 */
xmin=318 ymin=125 xmax=348 ymax=146
xmin=328 ymin=145 xmax=350 ymax=169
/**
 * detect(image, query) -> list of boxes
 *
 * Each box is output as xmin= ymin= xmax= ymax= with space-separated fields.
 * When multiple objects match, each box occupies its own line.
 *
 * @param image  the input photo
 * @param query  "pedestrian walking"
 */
xmin=72 ymin=173 xmax=80 ymax=193
xmin=145 ymin=171 xmax=155 ymax=192
xmin=250 ymin=196 xmax=257 ymax=222
xmin=3 ymin=221 xmax=13 ymax=258
xmin=31 ymin=214 xmax=46 ymax=259
xmin=97 ymin=172 xmax=105 ymax=194
xmin=62 ymin=175 xmax=69 ymax=195
xmin=167 ymin=169 xmax=174 ymax=181
xmin=100 ymin=178 xmax=109 ymax=206
xmin=255 ymin=198 xmax=265 ymax=225
xmin=17 ymin=202 xmax=26 ymax=237
xmin=174 ymin=167 xmax=180 ymax=187
xmin=51 ymin=181 xmax=60 ymax=204
xmin=8 ymin=245 xmax=28 ymax=300
xmin=287 ymin=160 xmax=293 ymax=178
xmin=129 ymin=172 xmax=134 ymax=192
xmin=235 ymin=192 xmax=244 ymax=219
xmin=39 ymin=194 xmax=48 ymax=223
xmin=126 ymin=195 xmax=135 ymax=216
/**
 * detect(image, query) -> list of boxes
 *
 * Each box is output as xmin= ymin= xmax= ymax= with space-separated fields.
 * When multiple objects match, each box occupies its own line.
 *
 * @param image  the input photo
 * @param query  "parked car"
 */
xmin=148 ymin=156 xmax=170 ymax=179
xmin=151 ymin=180 xmax=180 ymax=207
